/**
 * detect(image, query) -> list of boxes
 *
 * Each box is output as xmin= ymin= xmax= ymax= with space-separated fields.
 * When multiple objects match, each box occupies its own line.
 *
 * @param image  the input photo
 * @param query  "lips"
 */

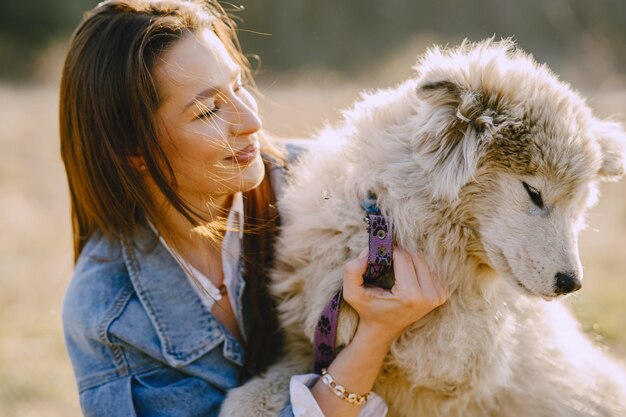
xmin=226 ymin=141 xmax=259 ymax=163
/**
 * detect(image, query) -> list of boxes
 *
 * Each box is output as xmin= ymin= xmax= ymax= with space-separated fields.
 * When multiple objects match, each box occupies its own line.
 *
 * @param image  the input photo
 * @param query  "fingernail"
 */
xmin=358 ymin=248 xmax=368 ymax=259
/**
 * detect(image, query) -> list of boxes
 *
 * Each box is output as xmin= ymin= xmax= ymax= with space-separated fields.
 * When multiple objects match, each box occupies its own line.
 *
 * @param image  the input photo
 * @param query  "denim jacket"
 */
xmin=62 ymin=222 xmax=295 ymax=417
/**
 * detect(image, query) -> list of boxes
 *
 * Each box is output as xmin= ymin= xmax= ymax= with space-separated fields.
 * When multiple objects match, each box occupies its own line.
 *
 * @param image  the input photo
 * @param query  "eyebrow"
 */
xmin=182 ymin=70 xmax=242 ymax=112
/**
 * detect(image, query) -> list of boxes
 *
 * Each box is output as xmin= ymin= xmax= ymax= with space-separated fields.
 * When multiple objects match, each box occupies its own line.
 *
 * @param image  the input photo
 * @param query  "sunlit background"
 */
xmin=1 ymin=0 xmax=625 ymax=415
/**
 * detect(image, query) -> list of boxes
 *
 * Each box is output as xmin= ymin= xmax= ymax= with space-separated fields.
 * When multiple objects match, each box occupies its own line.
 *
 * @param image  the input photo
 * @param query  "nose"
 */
xmin=554 ymin=271 xmax=582 ymax=295
xmin=230 ymin=97 xmax=262 ymax=137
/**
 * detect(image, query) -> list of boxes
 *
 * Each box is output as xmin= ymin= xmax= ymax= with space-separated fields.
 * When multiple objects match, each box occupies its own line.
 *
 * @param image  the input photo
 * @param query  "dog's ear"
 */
xmin=413 ymin=79 xmax=510 ymax=200
xmin=594 ymin=120 xmax=626 ymax=181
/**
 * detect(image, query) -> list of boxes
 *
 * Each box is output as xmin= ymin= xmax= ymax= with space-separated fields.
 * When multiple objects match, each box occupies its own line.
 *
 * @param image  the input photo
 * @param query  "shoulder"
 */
xmin=273 ymin=137 xmax=315 ymax=165
xmin=62 ymin=232 xmax=134 ymax=352
xmin=61 ymin=232 xmax=146 ymax=391
xmin=267 ymin=138 xmax=315 ymax=200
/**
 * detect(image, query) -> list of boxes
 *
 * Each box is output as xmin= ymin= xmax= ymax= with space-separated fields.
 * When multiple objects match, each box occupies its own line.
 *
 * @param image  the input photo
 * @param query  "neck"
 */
xmin=154 ymin=192 xmax=234 ymax=266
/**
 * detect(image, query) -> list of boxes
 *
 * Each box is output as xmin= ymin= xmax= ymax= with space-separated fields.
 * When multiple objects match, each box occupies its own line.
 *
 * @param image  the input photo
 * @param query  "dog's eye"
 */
xmin=522 ymin=182 xmax=544 ymax=209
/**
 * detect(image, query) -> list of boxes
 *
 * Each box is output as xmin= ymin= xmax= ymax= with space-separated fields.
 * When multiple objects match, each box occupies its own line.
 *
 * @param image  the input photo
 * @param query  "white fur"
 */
xmin=220 ymin=40 xmax=626 ymax=417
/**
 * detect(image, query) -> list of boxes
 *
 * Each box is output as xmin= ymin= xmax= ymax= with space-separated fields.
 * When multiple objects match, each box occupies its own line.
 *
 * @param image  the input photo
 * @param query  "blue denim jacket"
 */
xmin=62 ymin=223 xmax=294 ymax=416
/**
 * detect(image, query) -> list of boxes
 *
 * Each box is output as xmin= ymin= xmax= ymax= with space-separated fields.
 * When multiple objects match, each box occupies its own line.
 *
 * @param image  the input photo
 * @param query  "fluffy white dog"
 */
xmin=220 ymin=40 xmax=626 ymax=417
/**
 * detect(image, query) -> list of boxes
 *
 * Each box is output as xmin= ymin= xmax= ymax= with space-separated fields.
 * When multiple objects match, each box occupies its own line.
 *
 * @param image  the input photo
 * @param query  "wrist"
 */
xmin=354 ymin=321 xmax=400 ymax=349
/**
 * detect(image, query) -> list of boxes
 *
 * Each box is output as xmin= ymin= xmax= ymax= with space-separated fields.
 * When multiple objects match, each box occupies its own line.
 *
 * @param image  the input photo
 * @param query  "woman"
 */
xmin=60 ymin=1 xmax=448 ymax=416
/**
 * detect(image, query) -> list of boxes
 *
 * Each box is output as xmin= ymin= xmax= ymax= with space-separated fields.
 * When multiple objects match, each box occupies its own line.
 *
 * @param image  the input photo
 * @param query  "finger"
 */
xmin=343 ymin=247 xmax=369 ymax=292
xmin=427 ymin=270 xmax=446 ymax=303
xmin=392 ymin=247 xmax=420 ymax=290
xmin=434 ymin=272 xmax=450 ymax=301
xmin=409 ymin=250 xmax=438 ymax=297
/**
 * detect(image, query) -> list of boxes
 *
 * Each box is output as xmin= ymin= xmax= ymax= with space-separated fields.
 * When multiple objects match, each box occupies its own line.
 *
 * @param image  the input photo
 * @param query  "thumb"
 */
xmin=343 ymin=247 xmax=368 ymax=288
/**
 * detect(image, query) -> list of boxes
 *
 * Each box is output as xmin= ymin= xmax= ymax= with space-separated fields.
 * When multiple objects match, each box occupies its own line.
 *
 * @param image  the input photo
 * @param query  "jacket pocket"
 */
xmin=130 ymin=367 xmax=223 ymax=417
xmin=132 ymin=366 xmax=190 ymax=388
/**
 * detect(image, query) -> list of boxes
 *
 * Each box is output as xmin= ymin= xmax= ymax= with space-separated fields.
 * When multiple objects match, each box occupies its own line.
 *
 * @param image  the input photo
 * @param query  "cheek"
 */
xmin=472 ymin=187 xmax=529 ymax=246
xmin=190 ymin=117 xmax=229 ymax=141
xmin=175 ymin=126 xmax=230 ymax=161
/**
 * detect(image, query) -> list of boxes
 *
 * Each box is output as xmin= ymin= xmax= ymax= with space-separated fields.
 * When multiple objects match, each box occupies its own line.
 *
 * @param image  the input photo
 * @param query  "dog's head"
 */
xmin=408 ymin=39 xmax=626 ymax=299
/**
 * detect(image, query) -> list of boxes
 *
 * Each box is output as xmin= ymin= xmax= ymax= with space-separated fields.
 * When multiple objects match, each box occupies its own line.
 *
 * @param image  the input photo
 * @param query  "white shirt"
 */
xmin=155 ymin=192 xmax=388 ymax=416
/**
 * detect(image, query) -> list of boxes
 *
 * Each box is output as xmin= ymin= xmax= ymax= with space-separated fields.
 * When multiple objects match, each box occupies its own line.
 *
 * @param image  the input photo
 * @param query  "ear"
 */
xmin=414 ymin=80 xmax=524 ymax=201
xmin=595 ymin=120 xmax=626 ymax=181
xmin=129 ymin=154 xmax=148 ymax=174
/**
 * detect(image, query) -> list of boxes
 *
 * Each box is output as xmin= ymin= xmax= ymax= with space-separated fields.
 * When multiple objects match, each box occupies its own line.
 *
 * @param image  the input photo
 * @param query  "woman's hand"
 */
xmin=342 ymin=246 xmax=449 ymax=343
xmin=309 ymin=247 xmax=449 ymax=417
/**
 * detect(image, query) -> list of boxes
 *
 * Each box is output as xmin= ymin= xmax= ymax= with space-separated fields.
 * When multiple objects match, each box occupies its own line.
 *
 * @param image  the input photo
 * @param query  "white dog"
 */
xmin=220 ymin=40 xmax=626 ymax=417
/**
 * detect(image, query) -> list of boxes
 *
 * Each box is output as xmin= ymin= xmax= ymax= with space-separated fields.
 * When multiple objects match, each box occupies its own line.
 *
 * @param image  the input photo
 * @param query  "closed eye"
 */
xmin=195 ymin=79 xmax=243 ymax=120
xmin=193 ymin=98 xmax=219 ymax=120
xmin=522 ymin=182 xmax=544 ymax=209
xmin=196 ymin=107 xmax=217 ymax=119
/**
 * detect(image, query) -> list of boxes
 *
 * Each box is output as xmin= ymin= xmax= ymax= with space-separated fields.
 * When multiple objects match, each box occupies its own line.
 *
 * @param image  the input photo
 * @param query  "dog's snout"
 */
xmin=554 ymin=271 xmax=582 ymax=295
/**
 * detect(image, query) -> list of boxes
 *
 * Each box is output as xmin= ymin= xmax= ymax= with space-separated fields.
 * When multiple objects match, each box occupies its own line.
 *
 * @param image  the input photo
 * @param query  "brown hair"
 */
xmin=60 ymin=0 xmax=283 ymax=377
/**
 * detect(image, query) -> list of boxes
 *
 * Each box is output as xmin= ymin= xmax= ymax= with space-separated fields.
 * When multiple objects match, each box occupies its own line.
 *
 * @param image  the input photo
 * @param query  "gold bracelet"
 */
xmin=320 ymin=368 xmax=371 ymax=406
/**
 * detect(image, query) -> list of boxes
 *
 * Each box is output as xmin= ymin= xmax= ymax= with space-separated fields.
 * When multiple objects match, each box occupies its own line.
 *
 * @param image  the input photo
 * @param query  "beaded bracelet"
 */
xmin=321 ymin=368 xmax=371 ymax=406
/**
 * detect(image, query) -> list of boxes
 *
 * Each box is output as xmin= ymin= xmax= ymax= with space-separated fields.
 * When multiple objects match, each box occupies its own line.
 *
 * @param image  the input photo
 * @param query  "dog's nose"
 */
xmin=554 ymin=271 xmax=582 ymax=295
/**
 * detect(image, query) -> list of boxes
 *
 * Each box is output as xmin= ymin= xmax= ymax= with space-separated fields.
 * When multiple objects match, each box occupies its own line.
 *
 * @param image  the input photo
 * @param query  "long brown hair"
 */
xmin=60 ymin=0 xmax=283 ymax=377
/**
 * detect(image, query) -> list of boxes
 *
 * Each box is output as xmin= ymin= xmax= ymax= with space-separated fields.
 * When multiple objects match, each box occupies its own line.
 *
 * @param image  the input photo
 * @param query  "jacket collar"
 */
xmin=121 ymin=222 xmax=225 ymax=367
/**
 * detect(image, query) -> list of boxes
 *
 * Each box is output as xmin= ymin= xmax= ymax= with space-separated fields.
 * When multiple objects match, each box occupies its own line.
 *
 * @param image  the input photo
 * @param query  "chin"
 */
xmin=237 ymin=155 xmax=266 ymax=192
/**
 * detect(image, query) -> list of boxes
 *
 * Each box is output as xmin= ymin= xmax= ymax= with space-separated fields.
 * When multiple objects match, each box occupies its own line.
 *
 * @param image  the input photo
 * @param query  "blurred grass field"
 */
xmin=1 ymin=69 xmax=625 ymax=416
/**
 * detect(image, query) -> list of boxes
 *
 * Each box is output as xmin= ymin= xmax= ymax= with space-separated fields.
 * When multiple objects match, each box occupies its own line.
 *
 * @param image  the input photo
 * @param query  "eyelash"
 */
xmin=195 ymin=81 xmax=244 ymax=120
xmin=522 ymin=181 xmax=544 ymax=209
xmin=197 ymin=108 xmax=217 ymax=119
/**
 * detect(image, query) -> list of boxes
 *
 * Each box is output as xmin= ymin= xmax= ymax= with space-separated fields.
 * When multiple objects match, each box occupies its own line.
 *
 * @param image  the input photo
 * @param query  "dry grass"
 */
xmin=0 ymin=84 xmax=76 ymax=416
xmin=1 ymin=75 xmax=624 ymax=416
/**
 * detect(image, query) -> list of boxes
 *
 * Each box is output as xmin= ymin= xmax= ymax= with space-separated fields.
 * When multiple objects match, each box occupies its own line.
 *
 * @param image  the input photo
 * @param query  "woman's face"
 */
xmin=152 ymin=28 xmax=264 ymax=206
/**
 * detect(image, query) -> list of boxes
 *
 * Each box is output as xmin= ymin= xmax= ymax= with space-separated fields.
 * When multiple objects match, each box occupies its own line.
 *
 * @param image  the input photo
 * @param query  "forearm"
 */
xmin=310 ymin=323 xmax=395 ymax=417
